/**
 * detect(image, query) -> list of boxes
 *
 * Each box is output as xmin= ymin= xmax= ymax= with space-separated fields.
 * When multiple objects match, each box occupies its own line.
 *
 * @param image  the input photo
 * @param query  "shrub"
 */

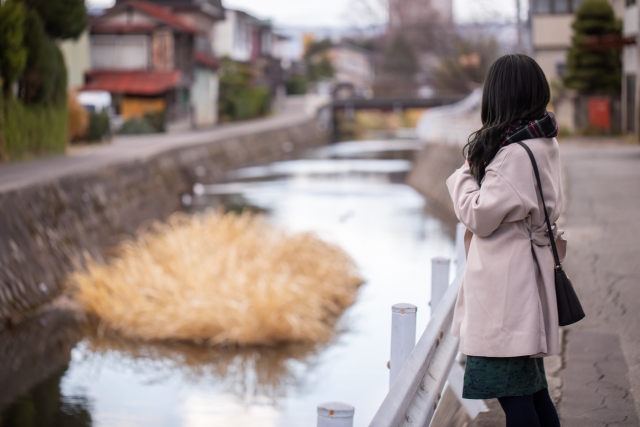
xmin=0 ymin=94 xmax=67 ymax=160
xmin=229 ymin=87 xmax=270 ymax=121
xmin=286 ymin=75 xmax=308 ymax=95
xmin=143 ymin=110 xmax=165 ymax=132
xmin=68 ymin=91 xmax=88 ymax=142
xmin=218 ymin=57 xmax=271 ymax=122
xmin=118 ymin=117 xmax=157 ymax=135
xmin=86 ymin=111 xmax=110 ymax=142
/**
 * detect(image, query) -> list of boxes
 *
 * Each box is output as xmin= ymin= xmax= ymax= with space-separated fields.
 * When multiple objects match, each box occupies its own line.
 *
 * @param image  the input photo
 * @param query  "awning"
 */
xmin=83 ymin=70 xmax=182 ymax=96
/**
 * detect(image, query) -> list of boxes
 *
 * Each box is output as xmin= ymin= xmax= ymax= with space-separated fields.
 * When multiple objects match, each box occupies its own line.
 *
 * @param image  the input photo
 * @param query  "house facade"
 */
xmin=153 ymin=0 xmax=224 ymax=127
xmin=213 ymin=9 xmax=285 ymax=97
xmin=60 ymin=31 xmax=92 ymax=90
xmin=530 ymin=0 xmax=624 ymax=132
xmin=213 ymin=9 xmax=256 ymax=62
xmin=310 ymin=43 xmax=374 ymax=99
xmin=622 ymin=0 xmax=639 ymax=135
xmin=84 ymin=0 xmax=221 ymax=129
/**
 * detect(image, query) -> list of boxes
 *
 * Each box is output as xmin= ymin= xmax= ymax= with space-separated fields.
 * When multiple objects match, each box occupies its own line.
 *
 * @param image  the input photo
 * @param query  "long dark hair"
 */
xmin=464 ymin=54 xmax=550 ymax=182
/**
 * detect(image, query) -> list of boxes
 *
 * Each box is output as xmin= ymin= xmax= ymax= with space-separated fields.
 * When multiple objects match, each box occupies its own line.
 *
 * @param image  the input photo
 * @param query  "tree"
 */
xmin=307 ymin=54 xmax=334 ymax=82
xmin=0 ymin=0 xmax=27 ymax=94
xmin=23 ymin=0 xmax=87 ymax=40
xmin=381 ymin=34 xmax=418 ymax=78
xmin=304 ymin=39 xmax=333 ymax=60
xmin=564 ymin=0 xmax=621 ymax=94
xmin=432 ymin=37 xmax=499 ymax=95
xmin=373 ymin=34 xmax=418 ymax=96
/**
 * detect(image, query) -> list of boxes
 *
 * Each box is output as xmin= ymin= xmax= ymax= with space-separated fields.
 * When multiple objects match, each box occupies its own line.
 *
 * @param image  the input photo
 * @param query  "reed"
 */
xmin=69 ymin=210 xmax=364 ymax=346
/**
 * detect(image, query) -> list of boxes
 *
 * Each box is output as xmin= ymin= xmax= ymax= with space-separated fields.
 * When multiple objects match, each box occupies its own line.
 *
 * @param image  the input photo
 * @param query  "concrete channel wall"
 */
xmin=0 ymin=118 xmax=327 ymax=323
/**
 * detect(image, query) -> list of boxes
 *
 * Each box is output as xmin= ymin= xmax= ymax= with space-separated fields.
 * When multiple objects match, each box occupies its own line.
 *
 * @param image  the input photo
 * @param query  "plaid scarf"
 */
xmin=501 ymin=111 xmax=559 ymax=146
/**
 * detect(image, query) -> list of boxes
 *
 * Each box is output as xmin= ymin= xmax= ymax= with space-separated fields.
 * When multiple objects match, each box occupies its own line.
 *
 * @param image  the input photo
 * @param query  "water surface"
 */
xmin=0 ymin=140 xmax=454 ymax=427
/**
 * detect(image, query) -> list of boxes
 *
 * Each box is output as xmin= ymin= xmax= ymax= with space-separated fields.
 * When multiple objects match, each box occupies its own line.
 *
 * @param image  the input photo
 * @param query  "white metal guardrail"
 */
xmin=317 ymin=223 xmax=487 ymax=427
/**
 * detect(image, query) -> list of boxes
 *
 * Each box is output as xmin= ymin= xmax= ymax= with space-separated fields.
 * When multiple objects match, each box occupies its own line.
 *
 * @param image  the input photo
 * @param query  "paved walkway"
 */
xmin=0 ymin=97 xmax=313 ymax=193
xmin=559 ymin=140 xmax=640 ymax=426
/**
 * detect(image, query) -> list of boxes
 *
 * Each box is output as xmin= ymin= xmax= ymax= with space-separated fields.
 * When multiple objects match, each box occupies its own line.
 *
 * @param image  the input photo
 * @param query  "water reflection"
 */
xmin=0 ymin=368 xmax=92 ymax=427
xmin=0 ymin=309 xmax=89 ymax=427
xmin=80 ymin=326 xmax=327 ymax=401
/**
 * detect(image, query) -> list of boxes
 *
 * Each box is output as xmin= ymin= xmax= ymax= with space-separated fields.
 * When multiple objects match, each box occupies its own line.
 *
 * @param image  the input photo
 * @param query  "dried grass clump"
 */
xmin=67 ymin=91 xmax=89 ymax=142
xmin=69 ymin=210 xmax=363 ymax=346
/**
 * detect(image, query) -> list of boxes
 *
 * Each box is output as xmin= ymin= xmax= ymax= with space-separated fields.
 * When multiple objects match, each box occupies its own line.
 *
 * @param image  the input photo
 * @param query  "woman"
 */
xmin=446 ymin=53 xmax=564 ymax=427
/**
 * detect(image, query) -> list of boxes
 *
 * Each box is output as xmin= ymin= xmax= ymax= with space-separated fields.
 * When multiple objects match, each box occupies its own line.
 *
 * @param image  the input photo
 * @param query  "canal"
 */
xmin=0 ymin=139 xmax=455 ymax=427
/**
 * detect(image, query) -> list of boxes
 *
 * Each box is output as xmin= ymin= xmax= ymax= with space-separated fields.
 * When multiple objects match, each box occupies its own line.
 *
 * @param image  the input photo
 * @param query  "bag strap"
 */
xmin=514 ymin=141 xmax=562 ymax=269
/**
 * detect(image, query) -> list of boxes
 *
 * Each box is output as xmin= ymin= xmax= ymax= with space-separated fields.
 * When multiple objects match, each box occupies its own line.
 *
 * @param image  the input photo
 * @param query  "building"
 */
xmin=531 ymin=0 xmax=624 ymax=81
xmin=60 ymin=31 xmax=91 ymax=90
xmin=143 ymin=0 xmax=225 ymax=127
xmin=213 ymin=9 xmax=259 ymax=62
xmin=388 ymin=0 xmax=453 ymax=28
xmin=530 ymin=0 xmax=624 ymax=131
xmin=213 ymin=9 xmax=286 ymax=96
xmin=309 ymin=42 xmax=374 ymax=99
xmin=622 ymin=0 xmax=638 ymax=135
xmin=84 ymin=0 xmax=220 ymax=130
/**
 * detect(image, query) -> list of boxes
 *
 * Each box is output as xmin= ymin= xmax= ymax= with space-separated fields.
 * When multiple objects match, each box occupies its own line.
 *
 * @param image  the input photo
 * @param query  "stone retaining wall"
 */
xmin=0 ymin=119 xmax=326 ymax=322
xmin=406 ymin=142 xmax=464 ymax=222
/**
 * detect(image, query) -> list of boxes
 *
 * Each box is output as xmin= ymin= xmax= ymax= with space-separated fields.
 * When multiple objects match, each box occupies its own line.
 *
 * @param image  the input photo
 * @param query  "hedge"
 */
xmin=0 ymin=94 xmax=67 ymax=160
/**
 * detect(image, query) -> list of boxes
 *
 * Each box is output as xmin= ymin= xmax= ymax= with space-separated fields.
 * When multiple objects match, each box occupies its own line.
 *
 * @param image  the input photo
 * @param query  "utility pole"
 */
xmin=516 ymin=0 xmax=522 ymax=52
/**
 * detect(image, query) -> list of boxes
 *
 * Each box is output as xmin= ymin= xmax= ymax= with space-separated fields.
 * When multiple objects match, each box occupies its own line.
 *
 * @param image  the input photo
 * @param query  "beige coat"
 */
xmin=446 ymin=137 xmax=565 ymax=358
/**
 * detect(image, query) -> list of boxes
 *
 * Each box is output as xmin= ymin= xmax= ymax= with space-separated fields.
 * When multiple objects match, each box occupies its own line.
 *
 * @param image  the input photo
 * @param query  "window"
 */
xmin=573 ymin=0 xmax=586 ymax=10
xmin=555 ymin=0 xmax=569 ymax=13
xmin=533 ymin=0 xmax=586 ymax=14
xmin=534 ymin=0 xmax=551 ymax=13
xmin=627 ymin=0 xmax=637 ymax=6
xmin=556 ymin=61 xmax=567 ymax=77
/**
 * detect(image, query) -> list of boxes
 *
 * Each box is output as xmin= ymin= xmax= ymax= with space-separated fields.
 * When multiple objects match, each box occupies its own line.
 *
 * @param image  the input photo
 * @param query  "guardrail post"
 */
xmin=317 ymin=402 xmax=354 ymax=427
xmin=431 ymin=257 xmax=451 ymax=317
xmin=390 ymin=303 xmax=417 ymax=388
xmin=455 ymin=222 xmax=466 ymax=267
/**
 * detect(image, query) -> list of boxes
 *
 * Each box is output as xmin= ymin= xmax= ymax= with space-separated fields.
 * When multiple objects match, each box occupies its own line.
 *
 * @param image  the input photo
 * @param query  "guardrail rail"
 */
xmin=316 ymin=223 xmax=487 ymax=427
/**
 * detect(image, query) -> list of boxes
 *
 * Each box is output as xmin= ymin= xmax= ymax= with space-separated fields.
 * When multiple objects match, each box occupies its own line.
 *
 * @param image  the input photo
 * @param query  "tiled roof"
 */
xmin=97 ymin=0 xmax=198 ymax=34
xmin=195 ymin=51 xmax=218 ymax=69
xmin=83 ymin=70 xmax=182 ymax=95
xmin=91 ymin=23 xmax=157 ymax=34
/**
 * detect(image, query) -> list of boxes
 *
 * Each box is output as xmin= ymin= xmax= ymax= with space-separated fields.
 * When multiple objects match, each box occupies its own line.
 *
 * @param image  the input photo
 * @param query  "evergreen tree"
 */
xmin=0 ymin=0 xmax=27 ymax=94
xmin=564 ymin=0 xmax=621 ymax=94
xmin=19 ymin=10 xmax=67 ymax=106
xmin=23 ymin=0 xmax=87 ymax=40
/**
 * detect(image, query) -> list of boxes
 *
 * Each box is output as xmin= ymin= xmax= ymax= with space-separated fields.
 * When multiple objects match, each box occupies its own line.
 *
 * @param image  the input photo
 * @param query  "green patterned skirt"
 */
xmin=462 ymin=355 xmax=548 ymax=399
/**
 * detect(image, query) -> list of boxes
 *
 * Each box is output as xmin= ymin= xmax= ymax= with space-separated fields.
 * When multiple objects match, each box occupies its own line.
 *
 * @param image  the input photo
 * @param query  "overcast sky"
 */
xmin=88 ymin=0 xmax=523 ymax=27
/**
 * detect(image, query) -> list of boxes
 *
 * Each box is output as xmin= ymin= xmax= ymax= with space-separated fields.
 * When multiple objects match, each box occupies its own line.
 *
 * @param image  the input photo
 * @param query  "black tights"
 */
xmin=498 ymin=388 xmax=561 ymax=427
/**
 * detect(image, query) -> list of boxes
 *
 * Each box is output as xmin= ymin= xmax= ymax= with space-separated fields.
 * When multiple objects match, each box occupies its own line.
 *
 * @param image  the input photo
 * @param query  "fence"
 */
xmin=316 ymin=223 xmax=487 ymax=427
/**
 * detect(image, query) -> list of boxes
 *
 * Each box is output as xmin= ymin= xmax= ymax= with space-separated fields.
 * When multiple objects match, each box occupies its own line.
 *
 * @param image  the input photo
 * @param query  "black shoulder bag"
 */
xmin=516 ymin=141 xmax=585 ymax=326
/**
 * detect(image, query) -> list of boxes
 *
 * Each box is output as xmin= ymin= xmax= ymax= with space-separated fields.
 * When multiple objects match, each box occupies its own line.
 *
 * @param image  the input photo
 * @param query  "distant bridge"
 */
xmin=331 ymin=96 xmax=463 ymax=113
xmin=322 ymin=97 xmax=464 ymax=142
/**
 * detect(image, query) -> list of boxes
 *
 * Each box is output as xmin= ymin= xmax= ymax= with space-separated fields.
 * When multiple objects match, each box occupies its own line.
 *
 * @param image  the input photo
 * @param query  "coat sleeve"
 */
xmin=446 ymin=162 xmax=527 ymax=237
